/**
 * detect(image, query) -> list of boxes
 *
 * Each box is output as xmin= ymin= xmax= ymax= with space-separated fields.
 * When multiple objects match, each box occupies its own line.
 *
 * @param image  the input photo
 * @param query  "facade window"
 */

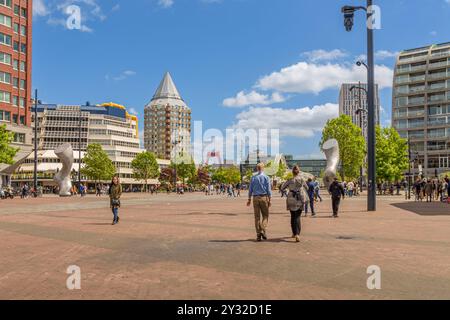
xmin=0 ymin=52 xmax=11 ymax=65
xmin=12 ymin=114 xmax=17 ymax=123
xmin=13 ymin=22 xmax=18 ymax=33
xmin=13 ymin=59 xmax=17 ymax=70
xmin=19 ymin=97 xmax=25 ymax=107
xmin=0 ymin=32 xmax=12 ymax=46
xmin=20 ymin=60 xmax=25 ymax=71
xmin=0 ymin=0 xmax=12 ymax=8
xmin=12 ymin=77 xmax=18 ymax=88
xmin=19 ymin=115 xmax=25 ymax=125
xmin=20 ymin=79 xmax=26 ymax=89
xmin=20 ymin=43 xmax=26 ymax=53
xmin=21 ymin=8 xmax=26 ymax=18
xmin=12 ymin=95 xmax=17 ymax=106
xmin=13 ymin=41 xmax=18 ymax=51
xmin=0 ymin=71 xmax=11 ymax=84
xmin=0 ymin=90 xmax=11 ymax=103
xmin=20 ymin=25 xmax=26 ymax=36
xmin=13 ymin=4 xmax=19 ymax=15
xmin=0 ymin=13 xmax=12 ymax=27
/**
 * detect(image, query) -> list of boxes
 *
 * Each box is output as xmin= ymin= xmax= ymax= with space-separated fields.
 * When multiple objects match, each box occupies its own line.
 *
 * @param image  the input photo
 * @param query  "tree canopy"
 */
xmin=131 ymin=151 xmax=160 ymax=191
xmin=320 ymin=114 xmax=366 ymax=181
xmin=0 ymin=124 xmax=19 ymax=165
xmin=375 ymin=126 xmax=409 ymax=183
xmin=80 ymin=143 xmax=116 ymax=184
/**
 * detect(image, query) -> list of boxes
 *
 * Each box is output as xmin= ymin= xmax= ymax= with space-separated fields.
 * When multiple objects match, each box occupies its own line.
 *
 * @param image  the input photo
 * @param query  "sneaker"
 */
xmin=261 ymin=233 xmax=267 ymax=241
xmin=256 ymin=235 xmax=262 ymax=242
xmin=295 ymin=235 xmax=300 ymax=242
xmin=312 ymin=213 xmax=316 ymax=217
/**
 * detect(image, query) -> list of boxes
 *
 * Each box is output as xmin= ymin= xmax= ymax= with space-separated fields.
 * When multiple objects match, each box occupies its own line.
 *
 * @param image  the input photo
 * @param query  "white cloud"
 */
xmin=33 ymin=0 xmax=50 ymax=16
xmin=375 ymin=50 xmax=399 ymax=60
xmin=158 ymin=0 xmax=174 ymax=8
xmin=231 ymin=103 xmax=339 ymax=138
xmin=223 ymin=91 xmax=286 ymax=108
xmin=129 ymin=108 xmax=139 ymax=115
xmin=430 ymin=31 xmax=438 ymax=37
xmin=256 ymin=61 xmax=393 ymax=94
xmin=302 ymin=49 xmax=348 ymax=62
xmin=106 ymin=70 xmax=137 ymax=81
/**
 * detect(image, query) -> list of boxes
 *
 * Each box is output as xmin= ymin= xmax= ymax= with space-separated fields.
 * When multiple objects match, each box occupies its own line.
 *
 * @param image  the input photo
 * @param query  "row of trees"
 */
xmin=79 ymin=143 xmax=246 ymax=190
xmin=320 ymin=115 xmax=409 ymax=183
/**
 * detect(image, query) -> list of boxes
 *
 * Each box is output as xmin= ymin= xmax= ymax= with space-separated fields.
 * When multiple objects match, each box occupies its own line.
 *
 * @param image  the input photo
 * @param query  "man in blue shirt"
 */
xmin=247 ymin=163 xmax=272 ymax=241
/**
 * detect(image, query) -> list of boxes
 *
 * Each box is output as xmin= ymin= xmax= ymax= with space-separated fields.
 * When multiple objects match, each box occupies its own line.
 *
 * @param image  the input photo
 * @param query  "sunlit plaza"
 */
xmin=1 ymin=192 xmax=449 ymax=300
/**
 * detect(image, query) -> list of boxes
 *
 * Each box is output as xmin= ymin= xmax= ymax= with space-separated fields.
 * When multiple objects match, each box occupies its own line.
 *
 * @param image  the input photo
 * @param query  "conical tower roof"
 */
xmin=151 ymin=72 xmax=183 ymax=102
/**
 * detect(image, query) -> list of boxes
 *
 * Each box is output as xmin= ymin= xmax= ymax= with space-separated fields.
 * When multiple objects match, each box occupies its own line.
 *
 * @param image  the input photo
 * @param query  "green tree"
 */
xmin=320 ymin=114 xmax=366 ymax=181
xmin=275 ymin=160 xmax=287 ymax=179
xmin=375 ymin=126 xmax=409 ymax=183
xmin=81 ymin=143 xmax=116 ymax=185
xmin=244 ymin=168 xmax=254 ymax=183
xmin=224 ymin=166 xmax=241 ymax=184
xmin=171 ymin=159 xmax=196 ymax=184
xmin=0 ymin=124 xmax=19 ymax=165
xmin=131 ymin=151 xmax=160 ymax=192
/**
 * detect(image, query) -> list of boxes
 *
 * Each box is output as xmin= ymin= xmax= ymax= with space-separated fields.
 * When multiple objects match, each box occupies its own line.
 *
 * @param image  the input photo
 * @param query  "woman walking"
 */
xmin=109 ymin=176 xmax=122 ymax=225
xmin=280 ymin=166 xmax=309 ymax=243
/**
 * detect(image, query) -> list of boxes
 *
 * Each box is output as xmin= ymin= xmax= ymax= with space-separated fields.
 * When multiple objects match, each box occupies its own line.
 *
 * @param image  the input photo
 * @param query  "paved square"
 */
xmin=0 ymin=193 xmax=449 ymax=300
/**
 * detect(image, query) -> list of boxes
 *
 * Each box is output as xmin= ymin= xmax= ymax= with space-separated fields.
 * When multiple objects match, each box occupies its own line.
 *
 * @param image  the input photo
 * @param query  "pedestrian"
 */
xmin=313 ymin=177 xmax=323 ymax=202
xmin=109 ymin=176 xmax=122 ymax=225
xmin=247 ymin=163 xmax=272 ymax=242
xmin=347 ymin=181 xmax=354 ymax=198
xmin=328 ymin=177 xmax=345 ymax=218
xmin=304 ymin=178 xmax=316 ymax=217
xmin=424 ymin=179 xmax=433 ymax=202
xmin=280 ymin=166 xmax=309 ymax=243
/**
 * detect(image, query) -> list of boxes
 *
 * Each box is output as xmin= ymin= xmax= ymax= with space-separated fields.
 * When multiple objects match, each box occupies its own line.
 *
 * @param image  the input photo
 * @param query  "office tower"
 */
xmin=339 ymin=83 xmax=380 ymax=140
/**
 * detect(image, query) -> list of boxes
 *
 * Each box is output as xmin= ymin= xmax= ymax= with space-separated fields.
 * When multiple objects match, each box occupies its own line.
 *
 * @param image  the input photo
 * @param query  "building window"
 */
xmin=19 ymin=115 xmax=25 ymax=125
xmin=12 ymin=114 xmax=17 ymax=123
xmin=0 ymin=13 xmax=12 ymax=27
xmin=0 ymin=90 xmax=11 ymax=103
xmin=13 ymin=4 xmax=19 ymax=15
xmin=0 ymin=32 xmax=12 ymax=46
xmin=20 ymin=79 xmax=26 ymax=90
xmin=13 ymin=41 xmax=18 ymax=51
xmin=20 ymin=25 xmax=26 ymax=36
xmin=20 ymin=43 xmax=26 ymax=54
xmin=19 ymin=97 xmax=25 ymax=107
xmin=0 ymin=71 xmax=11 ymax=84
xmin=0 ymin=52 xmax=11 ymax=65
xmin=0 ymin=0 xmax=12 ymax=9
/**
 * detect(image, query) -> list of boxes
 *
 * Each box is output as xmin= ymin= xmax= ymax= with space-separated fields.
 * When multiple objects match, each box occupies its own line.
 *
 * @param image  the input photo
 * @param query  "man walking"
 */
xmin=328 ymin=178 xmax=345 ymax=218
xmin=247 ymin=163 xmax=272 ymax=242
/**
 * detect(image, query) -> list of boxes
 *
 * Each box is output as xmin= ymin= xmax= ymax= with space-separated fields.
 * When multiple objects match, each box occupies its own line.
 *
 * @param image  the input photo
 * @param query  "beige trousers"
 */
xmin=253 ymin=196 xmax=269 ymax=235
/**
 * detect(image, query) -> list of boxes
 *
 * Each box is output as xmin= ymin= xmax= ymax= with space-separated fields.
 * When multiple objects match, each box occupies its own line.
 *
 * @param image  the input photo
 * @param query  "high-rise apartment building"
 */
xmin=392 ymin=42 xmax=450 ymax=177
xmin=0 ymin=0 xmax=33 ymax=187
xmin=144 ymin=72 xmax=191 ymax=160
xmin=339 ymin=83 xmax=380 ymax=140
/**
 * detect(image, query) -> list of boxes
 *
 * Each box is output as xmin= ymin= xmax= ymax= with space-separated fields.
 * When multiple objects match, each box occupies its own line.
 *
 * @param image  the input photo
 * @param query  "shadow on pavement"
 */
xmin=391 ymin=201 xmax=450 ymax=216
xmin=209 ymin=237 xmax=293 ymax=243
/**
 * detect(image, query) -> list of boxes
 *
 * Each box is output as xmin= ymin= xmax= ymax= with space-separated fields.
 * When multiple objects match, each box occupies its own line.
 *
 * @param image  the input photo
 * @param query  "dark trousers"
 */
xmin=332 ymin=196 xmax=341 ymax=216
xmin=290 ymin=209 xmax=302 ymax=236
xmin=304 ymin=196 xmax=315 ymax=214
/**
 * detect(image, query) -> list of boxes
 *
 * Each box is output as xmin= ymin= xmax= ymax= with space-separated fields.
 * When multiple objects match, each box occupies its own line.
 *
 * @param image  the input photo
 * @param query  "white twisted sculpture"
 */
xmin=322 ymin=139 xmax=340 ymax=189
xmin=54 ymin=143 xmax=74 ymax=197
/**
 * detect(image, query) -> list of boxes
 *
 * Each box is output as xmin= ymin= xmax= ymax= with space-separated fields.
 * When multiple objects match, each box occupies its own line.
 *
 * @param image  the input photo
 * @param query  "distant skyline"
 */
xmin=32 ymin=0 xmax=450 ymax=159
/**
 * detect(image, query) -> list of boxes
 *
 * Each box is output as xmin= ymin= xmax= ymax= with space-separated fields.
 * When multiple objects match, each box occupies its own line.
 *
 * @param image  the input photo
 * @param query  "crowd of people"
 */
xmin=412 ymin=177 xmax=449 ymax=202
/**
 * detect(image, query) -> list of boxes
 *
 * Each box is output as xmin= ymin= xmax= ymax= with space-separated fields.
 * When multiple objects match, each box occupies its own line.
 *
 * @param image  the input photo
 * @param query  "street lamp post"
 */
xmin=78 ymin=107 xmax=82 ymax=189
xmin=341 ymin=0 xmax=377 ymax=211
xmin=33 ymin=90 xmax=38 ymax=191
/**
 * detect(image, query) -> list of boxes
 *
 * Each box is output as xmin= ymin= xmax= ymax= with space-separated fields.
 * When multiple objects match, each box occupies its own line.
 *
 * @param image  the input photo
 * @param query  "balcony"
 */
xmin=428 ymin=72 xmax=448 ymax=80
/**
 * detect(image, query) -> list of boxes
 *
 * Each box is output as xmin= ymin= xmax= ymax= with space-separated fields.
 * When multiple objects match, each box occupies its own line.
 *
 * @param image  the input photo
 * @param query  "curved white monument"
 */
xmin=54 ymin=143 xmax=74 ymax=197
xmin=322 ymin=139 xmax=339 ymax=189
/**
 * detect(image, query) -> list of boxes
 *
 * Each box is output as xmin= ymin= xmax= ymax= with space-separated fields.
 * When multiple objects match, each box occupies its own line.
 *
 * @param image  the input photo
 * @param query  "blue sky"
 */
xmin=32 ymin=0 xmax=450 ymax=159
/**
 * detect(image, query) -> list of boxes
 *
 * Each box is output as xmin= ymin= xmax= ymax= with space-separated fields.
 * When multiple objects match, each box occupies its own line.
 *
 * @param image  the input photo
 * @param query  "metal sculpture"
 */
xmin=54 ymin=143 xmax=74 ymax=197
xmin=322 ymin=139 xmax=340 ymax=189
